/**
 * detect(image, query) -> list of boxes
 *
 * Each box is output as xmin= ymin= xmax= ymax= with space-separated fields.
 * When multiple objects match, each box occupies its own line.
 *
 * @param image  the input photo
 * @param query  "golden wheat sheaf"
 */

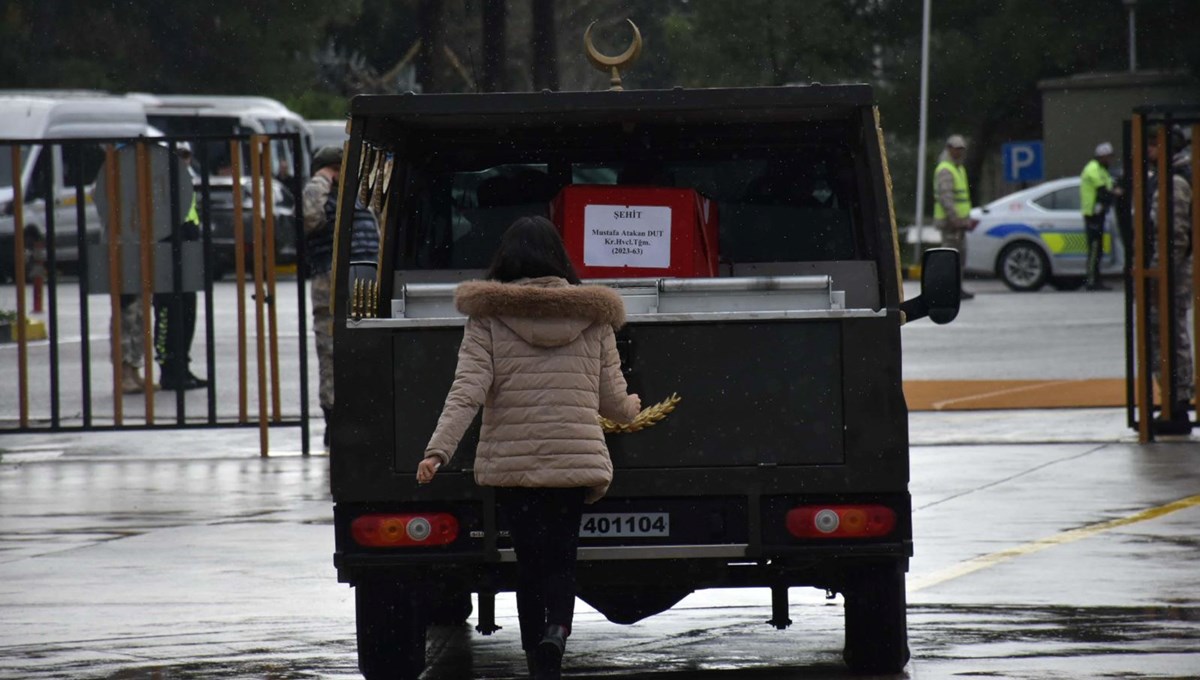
xmin=599 ymin=393 xmax=682 ymax=434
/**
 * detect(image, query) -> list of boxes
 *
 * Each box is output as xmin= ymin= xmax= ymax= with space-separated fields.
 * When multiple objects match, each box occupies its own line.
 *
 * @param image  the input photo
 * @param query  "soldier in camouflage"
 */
xmin=303 ymin=145 xmax=379 ymax=450
xmin=1147 ymin=127 xmax=1194 ymax=434
xmin=115 ymin=296 xmax=151 ymax=394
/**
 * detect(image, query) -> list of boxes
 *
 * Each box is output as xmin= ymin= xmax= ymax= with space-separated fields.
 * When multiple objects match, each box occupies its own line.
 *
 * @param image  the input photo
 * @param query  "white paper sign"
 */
xmin=583 ymin=204 xmax=672 ymax=269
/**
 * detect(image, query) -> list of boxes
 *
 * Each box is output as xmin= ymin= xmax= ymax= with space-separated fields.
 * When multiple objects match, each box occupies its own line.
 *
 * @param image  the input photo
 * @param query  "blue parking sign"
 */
xmin=1002 ymin=141 xmax=1044 ymax=183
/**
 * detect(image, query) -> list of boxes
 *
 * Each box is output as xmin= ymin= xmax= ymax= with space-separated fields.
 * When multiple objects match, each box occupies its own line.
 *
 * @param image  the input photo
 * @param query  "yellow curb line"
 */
xmin=908 ymin=494 xmax=1200 ymax=593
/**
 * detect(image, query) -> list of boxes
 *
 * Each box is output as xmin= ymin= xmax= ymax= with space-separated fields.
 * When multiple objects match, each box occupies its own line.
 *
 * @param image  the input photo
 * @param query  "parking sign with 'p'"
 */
xmin=1002 ymin=141 xmax=1044 ymax=183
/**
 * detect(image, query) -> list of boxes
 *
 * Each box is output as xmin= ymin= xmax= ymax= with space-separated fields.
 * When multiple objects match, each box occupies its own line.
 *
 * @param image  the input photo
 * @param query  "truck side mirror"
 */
xmin=900 ymin=248 xmax=961 ymax=324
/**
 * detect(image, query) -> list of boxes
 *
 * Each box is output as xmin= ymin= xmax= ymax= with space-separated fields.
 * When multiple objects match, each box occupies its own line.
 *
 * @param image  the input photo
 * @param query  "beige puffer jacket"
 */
xmin=424 ymin=276 xmax=638 ymax=503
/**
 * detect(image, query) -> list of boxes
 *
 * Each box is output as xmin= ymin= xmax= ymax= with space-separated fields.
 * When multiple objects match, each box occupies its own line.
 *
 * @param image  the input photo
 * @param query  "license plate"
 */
xmin=580 ymin=512 xmax=669 ymax=537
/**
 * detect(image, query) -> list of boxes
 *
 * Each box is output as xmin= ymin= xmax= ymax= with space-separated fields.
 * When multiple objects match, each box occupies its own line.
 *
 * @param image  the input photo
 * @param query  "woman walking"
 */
xmin=416 ymin=216 xmax=640 ymax=679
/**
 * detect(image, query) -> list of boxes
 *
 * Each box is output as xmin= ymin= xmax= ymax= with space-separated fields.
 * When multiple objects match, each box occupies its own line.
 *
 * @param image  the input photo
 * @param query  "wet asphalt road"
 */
xmin=1 ymin=414 xmax=1197 ymax=679
xmin=2 ymin=280 xmax=1198 ymax=678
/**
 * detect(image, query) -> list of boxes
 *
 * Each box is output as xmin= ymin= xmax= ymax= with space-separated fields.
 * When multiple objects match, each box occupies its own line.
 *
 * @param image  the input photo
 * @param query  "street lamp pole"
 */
xmin=912 ymin=0 xmax=933 ymax=269
xmin=1123 ymin=0 xmax=1138 ymax=73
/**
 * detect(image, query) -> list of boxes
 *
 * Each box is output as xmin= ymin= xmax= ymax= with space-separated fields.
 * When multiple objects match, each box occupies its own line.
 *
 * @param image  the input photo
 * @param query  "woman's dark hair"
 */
xmin=486 ymin=216 xmax=581 ymax=284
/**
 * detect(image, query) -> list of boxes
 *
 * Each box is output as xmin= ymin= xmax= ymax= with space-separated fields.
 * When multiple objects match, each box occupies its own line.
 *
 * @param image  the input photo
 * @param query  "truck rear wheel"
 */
xmin=355 ymin=579 xmax=427 ymax=680
xmin=842 ymin=563 xmax=909 ymax=674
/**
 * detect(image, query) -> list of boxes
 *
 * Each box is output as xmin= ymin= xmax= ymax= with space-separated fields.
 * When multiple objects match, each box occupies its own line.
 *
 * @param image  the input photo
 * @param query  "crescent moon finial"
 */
xmin=584 ymin=19 xmax=643 ymax=91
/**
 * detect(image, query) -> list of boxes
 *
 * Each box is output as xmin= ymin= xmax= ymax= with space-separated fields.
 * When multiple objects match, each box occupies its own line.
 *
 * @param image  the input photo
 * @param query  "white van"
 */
xmin=308 ymin=119 xmax=349 ymax=153
xmin=0 ymin=95 xmax=152 ymax=281
xmin=126 ymin=94 xmax=313 ymax=179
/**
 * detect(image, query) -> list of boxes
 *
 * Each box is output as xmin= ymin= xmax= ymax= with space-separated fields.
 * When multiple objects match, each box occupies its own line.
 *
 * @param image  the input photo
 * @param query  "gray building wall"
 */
xmin=1039 ymin=70 xmax=1199 ymax=181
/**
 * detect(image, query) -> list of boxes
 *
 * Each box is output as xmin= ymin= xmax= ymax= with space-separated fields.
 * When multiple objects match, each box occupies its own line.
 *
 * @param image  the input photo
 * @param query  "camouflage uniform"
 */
xmin=303 ymin=173 xmax=337 ymax=411
xmin=115 ymin=295 xmax=144 ymax=367
xmin=1148 ymin=169 xmax=1194 ymax=404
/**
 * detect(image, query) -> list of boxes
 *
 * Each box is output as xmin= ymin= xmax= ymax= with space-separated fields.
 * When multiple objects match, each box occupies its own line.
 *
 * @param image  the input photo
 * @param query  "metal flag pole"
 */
xmin=911 ymin=0 xmax=933 ymax=270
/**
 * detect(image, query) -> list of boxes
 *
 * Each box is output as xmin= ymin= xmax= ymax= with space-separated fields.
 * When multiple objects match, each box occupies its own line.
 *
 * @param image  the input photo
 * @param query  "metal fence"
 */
xmin=1124 ymin=106 xmax=1200 ymax=442
xmin=0 ymin=133 xmax=310 ymax=456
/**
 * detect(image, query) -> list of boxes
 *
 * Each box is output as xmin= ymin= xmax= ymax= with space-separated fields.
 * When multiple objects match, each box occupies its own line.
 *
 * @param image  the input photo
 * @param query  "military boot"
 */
xmin=1155 ymin=402 xmax=1193 ymax=436
xmin=121 ymin=363 xmax=144 ymax=394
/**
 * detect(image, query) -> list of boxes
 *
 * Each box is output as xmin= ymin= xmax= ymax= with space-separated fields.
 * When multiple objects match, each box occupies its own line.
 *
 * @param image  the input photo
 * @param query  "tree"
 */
xmin=661 ymin=0 xmax=884 ymax=88
xmin=876 ymin=0 xmax=1200 ymax=215
xmin=0 ymin=0 xmax=339 ymax=97
xmin=530 ymin=0 xmax=559 ymax=90
xmin=416 ymin=0 xmax=448 ymax=92
xmin=481 ymin=0 xmax=508 ymax=92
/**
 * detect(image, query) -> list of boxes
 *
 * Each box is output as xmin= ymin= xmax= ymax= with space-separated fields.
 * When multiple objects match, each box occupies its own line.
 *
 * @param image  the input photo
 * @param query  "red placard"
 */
xmin=550 ymin=185 xmax=719 ymax=279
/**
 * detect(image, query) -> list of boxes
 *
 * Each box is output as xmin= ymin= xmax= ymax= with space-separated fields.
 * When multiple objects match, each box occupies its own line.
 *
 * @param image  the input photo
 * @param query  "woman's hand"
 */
xmin=627 ymin=393 xmax=642 ymax=414
xmin=416 ymin=457 xmax=442 ymax=484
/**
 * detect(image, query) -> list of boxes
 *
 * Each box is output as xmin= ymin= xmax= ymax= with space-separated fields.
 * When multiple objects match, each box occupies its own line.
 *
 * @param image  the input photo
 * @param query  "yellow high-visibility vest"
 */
xmin=186 ymin=194 xmax=200 ymax=225
xmin=933 ymin=160 xmax=971 ymax=220
xmin=1079 ymin=159 xmax=1113 ymax=216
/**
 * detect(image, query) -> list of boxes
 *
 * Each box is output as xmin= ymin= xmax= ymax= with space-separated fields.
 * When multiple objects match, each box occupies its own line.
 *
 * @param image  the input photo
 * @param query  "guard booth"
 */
xmin=1124 ymin=105 xmax=1200 ymax=441
xmin=1 ymin=129 xmax=312 ymax=456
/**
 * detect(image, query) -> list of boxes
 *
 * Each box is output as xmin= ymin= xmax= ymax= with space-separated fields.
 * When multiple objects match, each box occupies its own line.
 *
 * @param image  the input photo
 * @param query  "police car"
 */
xmin=965 ymin=177 xmax=1124 ymax=291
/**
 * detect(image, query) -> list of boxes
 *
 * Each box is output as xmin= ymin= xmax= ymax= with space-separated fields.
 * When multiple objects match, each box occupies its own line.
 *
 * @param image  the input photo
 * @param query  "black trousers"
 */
xmin=497 ymin=486 xmax=587 ymax=651
xmin=153 ymin=223 xmax=200 ymax=377
xmin=1085 ymin=214 xmax=1106 ymax=286
xmin=153 ymin=291 xmax=197 ymax=375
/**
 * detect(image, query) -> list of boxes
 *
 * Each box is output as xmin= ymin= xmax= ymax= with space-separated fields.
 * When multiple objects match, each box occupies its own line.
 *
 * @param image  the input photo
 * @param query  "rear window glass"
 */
xmin=396 ymin=136 xmax=861 ymax=270
xmin=1033 ymin=187 xmax=1081 ymax=212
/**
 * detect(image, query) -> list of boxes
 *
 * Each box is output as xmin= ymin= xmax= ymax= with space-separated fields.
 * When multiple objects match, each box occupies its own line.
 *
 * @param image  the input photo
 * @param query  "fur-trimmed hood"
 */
xmin=455 ymin=277 xmax=626 ymax=348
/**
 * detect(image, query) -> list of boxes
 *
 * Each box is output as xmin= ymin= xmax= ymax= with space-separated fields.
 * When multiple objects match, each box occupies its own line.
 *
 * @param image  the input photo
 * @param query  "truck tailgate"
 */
xmin=392 ymin=319 xmax=843 ymax=471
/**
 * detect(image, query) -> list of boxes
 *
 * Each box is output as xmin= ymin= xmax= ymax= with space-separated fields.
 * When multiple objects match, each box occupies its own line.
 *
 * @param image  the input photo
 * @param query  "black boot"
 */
xmin=159 ymin=365 xmax=207 ymax=391
xmin=1156 ymin=401 xmax=1193 ymax=435
xmin=535 ymin=624 xmax=567 ymax=680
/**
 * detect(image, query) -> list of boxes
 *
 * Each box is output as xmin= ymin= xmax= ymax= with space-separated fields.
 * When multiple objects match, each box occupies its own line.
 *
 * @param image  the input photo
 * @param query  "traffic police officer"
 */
xmin=153 ymin=142 xmax=207 ymax=390
xmin=934 ymin=134 xmax=974 ymax=299
xmin=1079 ymin=142 xmax=1120 ymax=291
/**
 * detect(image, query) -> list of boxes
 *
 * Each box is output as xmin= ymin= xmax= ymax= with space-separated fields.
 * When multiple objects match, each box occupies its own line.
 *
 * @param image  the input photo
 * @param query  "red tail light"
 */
xmin=352 ymin=513 xmax=460 ymax=547
xmin=785 ymin=505 xmax=896 ymax=539
xmin=968 ymin=218 xmax=980 ymax=231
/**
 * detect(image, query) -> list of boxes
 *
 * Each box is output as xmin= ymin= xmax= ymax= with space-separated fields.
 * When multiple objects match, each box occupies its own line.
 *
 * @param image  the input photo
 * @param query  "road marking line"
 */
xmin=908 ymin=494 xmax=1200 ymax=592
xmin=930 ymin=379 xmax=1073 ymax=410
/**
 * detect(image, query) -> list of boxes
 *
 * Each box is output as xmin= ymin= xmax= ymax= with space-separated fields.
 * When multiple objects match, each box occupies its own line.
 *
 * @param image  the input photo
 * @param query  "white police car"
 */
xmin=965 ymin=177 xmax=1124 ymax=291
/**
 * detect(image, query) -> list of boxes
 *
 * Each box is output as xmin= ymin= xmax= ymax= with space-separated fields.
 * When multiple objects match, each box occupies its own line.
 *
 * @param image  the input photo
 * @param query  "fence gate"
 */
xmin=1 ymin=133 xmax=311 ymax=456
xmin=1125 ymin=106 xmax=1200 ymax=442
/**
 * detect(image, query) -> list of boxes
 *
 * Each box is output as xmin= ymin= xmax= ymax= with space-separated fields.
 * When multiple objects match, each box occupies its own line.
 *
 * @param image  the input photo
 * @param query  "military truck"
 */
xmin=329 ymin=84 xmax=960 ymax=679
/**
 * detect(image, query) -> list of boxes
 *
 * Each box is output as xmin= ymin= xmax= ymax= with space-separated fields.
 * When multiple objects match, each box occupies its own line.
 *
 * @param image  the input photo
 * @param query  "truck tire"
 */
xmin=355 ymin=579 xmax=427 ymax=680
xmin=842 ymin=563 xmax=909 ymax=674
